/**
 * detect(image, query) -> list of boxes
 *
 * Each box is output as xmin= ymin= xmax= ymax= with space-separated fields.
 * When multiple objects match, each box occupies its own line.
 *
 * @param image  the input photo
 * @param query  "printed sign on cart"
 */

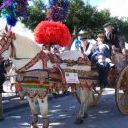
xmin=65 ymin=72 xmax=80 ymax=83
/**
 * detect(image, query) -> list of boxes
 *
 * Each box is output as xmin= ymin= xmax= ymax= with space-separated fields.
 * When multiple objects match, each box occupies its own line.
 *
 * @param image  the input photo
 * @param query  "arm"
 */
xmin=84 ymin=43 xmax=94 ymax=56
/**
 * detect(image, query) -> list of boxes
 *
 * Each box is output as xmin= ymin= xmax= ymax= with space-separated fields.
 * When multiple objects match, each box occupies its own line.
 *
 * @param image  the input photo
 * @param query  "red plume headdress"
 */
xmin=34 ymin=21 xmax=71 ymax=47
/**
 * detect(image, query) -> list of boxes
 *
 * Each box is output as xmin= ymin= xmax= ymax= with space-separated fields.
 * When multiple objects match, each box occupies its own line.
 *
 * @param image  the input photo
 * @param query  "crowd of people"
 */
xmin=71 ymin=22 xmax=127 ymax=88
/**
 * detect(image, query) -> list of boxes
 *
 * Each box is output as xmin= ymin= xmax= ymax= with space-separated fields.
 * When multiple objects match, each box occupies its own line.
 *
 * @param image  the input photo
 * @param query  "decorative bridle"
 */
xmin=0 ymin=32 xmax=54 ymax=73
xmin=0 ymin=31 xmax=16 ymax=58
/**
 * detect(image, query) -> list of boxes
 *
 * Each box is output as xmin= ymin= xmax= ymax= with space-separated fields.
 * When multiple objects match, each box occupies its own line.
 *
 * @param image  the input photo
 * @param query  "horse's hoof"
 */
xmin=43 ymin=126 xmax=49 ymax=128
xmin=74 ymin=118 xmax=84 ymax=124
xmin=89 ymin=102 xmax=97 ymax=107
xmin=43 ymin=124 xmax=49 ymax=128
xmin=83 ymin=113 xmax=88 ymax=118
xmin=0 ymin=117 xmax=4 ymax=121
xmin=31 ymin=124 xmax=38 ymax=128
xmin=20 ymin=96 xmax=24 ymax=100
xmin=31 ymin=114 xmax=38 ymax=128
xmin=43 ymin=118 xmax=49 ymax=128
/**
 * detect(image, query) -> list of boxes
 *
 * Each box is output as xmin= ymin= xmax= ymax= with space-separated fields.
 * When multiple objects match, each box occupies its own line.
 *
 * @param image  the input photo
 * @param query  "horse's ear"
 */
xmin=5 ymin=24 xmax=11 ymax=33
xmin=5 ymin=24 xmax=8 ymax=33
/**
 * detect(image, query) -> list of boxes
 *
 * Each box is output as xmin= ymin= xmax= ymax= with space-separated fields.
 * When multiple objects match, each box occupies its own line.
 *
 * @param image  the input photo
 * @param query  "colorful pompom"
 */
xmin=0 ymin=0 xmax=30 ymax=26
xmin=34 ymin=21 xmax=71 ymax=47
xmin=6 ymin=16 xmax=17 ymax=26
xmin=46 ymin=0 xmax=70 ymax=22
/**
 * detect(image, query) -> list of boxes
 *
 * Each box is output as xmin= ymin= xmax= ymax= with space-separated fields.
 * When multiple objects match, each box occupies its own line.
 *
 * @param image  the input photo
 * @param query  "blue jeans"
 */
xmin=96 ymin=61 xmax=110 ymax=88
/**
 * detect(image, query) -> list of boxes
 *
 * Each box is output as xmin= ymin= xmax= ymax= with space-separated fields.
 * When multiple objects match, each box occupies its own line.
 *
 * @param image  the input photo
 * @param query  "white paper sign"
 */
xmin=65 ymin=72 xmax=80 ymax=83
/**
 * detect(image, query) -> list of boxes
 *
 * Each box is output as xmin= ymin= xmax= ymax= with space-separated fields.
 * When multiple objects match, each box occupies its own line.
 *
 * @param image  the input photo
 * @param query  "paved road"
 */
xmin=0 ymin=88 xmax=128 ymax=128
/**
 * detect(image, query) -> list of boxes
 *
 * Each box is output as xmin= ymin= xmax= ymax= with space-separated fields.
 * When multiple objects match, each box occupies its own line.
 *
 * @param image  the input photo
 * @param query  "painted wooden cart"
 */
xmin=15 ymin=50 xmax=128 ymax=115
xmin=15 ymin=50 xmax=98 ymax=99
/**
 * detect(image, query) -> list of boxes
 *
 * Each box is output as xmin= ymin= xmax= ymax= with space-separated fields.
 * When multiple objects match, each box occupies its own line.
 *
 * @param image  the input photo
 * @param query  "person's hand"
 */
xmin=122 ymin=48 xmax=126 ymax=55
xmin=111 ymin=45 xmax=119 ymax=53
xmin=111 ymin=45 xmax=116 ymax=51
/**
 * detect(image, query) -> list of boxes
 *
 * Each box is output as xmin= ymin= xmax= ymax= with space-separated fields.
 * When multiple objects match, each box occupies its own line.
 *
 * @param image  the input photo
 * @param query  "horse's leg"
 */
xmin=37 ymin=96 xmax=49 ymax=128
xmin=26 ymin=96 xmax=38 ymax=128
xmin=90 ymin=87 xmax=103 ymax=106
xmin=83 ymin=88 xmax=93 ymax=117
xmin=75 ymin=88 xmax=88 ymax=124
xmin=17 ymin=91 xmax=24 ymax=100
xmin=87 ymin=88 xmax=97 ymax=107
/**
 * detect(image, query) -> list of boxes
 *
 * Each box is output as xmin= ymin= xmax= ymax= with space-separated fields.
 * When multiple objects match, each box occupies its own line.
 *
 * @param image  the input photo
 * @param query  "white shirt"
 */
xmin=81 ymin=39 xmax=97 ymax=56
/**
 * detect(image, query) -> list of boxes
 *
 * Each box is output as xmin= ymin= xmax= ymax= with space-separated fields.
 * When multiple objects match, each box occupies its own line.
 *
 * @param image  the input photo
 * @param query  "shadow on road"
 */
xmin=1 ymin=89 xmax=128 ymax=128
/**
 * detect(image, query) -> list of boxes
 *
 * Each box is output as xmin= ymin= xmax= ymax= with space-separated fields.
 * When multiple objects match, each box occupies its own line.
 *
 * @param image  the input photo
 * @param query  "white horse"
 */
xmin=0 ymin=32 xmax=49 ymax=128
xmin=0 ymin=31 xmax=98 ymax=127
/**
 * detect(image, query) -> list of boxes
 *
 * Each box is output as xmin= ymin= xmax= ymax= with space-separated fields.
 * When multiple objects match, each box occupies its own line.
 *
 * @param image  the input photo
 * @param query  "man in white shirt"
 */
xmin=79 ymin=35 xmax=97 ymax=60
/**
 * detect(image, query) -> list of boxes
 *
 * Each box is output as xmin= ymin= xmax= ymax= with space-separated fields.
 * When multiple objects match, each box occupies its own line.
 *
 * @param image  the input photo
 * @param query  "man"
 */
xmin=79 ymin=35 xmax=97 ymax=60
xmin=103 ymin=22 xmax=121 ymax=53
xmin=91 ymin=33 xmax=111 ymax=62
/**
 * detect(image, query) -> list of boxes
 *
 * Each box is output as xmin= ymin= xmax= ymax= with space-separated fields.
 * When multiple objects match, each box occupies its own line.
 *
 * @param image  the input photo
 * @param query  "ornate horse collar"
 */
xmin=0 ymin=31 xmax=16 ymax=58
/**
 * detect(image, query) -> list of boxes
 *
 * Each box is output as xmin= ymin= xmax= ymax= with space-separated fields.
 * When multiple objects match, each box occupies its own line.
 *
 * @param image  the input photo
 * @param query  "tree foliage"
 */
xmin=21 ymin=0 xmax=128 ymax=40
xmin=21 ymin=0 xmax=46 ymax=30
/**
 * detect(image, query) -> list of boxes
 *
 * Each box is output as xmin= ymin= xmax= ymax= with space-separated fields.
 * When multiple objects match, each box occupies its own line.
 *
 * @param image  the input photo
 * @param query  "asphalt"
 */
xmin=2 ymin=91 xmax=71 ymax=114
xmin=1 ymin=81 xmax=28 ymax=113
xmin=2 ymin=95 xmax=28 ymax=113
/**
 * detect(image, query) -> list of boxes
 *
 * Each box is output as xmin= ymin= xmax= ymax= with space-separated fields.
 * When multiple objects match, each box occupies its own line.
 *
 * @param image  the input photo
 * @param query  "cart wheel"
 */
xmin=116 ymin=66 xmax=128 ymax=115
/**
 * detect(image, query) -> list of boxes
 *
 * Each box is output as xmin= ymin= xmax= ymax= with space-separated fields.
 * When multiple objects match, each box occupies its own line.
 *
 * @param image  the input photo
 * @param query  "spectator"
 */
xmin=103 ymin=22 xmax=121 ymax=53
xmin=70 ymin=37 xmax=81 ymax=51
xmin=91 ymin=33 xmax=112 ymax=65
xmin=79 ymin=35 xmax=97 ymax=60
xmin=91 ymin=33 xmax=114 ymax=88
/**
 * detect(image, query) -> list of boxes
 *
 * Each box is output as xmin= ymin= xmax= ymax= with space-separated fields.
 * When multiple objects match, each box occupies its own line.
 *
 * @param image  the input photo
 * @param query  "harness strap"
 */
xmin=0 ymin=32 xmax=16 ymax=57
xmin=17 ymin=51 xmax=49 ymax=73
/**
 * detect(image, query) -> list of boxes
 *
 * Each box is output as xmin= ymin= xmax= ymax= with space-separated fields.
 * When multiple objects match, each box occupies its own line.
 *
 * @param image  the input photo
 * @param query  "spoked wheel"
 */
xmin=116 ymin=66 xmax=128 ymax=115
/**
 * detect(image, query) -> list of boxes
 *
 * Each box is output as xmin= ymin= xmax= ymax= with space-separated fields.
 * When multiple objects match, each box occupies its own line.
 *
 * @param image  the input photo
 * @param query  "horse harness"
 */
xmin=0 ymin=31 xmax=16 ymax=59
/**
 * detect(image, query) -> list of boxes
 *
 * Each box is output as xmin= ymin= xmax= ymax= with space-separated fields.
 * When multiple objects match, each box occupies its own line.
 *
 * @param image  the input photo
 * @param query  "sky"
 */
xmin=88 ymin=0 xmax=104 ymax=6
xmin=89 ymin=0 xmax=128 ymax=18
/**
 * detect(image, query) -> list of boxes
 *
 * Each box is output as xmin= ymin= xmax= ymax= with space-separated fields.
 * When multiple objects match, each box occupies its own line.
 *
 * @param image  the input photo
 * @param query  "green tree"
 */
xmin=22 ymin=0 xmax=47 ymax=31
xmin=65 ymin=0 xmax=111 ymax=37
xmin=66 ymin=0 xmax=98 ymax=34
xmin=108 ymin=16 xmax=128 ymax=40
xmin=21 ymin=0 xmax=128 ymax=40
